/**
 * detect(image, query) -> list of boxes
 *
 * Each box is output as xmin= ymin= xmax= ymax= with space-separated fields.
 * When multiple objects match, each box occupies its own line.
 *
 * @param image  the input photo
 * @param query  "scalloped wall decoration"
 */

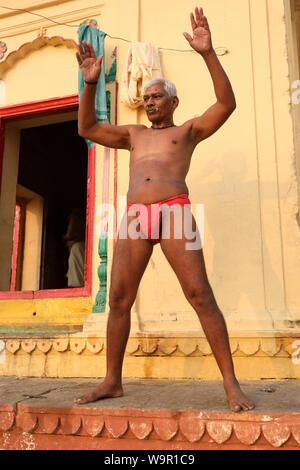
xmin=21 ymin=340 xmax=36 ymax=353
xmin=86 ymin=340 xmax=104 ymax=354
xmin=2 ymin=406 xmax=299 ymax=449
xmin=0 ymin=336 xmax=298 ymax=358
xmin=0 ymin=36 xmax=77 ymax=77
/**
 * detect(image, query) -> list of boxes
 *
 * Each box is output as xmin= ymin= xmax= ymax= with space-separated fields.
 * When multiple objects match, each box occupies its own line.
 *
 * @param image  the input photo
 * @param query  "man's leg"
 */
xmin=75 ymin=216 xmax=153 ymax=404
xmin=160 ymin=207 xmax=255 ymax=412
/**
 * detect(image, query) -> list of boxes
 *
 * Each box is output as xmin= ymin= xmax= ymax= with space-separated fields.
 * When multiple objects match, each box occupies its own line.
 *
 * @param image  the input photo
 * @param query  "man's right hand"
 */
xmin=76 ymin=40 xmax=103 ymax=83
xmin=77 ymin=40 xmax=133 ymax=150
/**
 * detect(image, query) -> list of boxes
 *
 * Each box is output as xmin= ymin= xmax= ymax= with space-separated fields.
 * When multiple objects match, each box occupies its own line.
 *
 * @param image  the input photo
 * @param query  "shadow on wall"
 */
xmin=190 ymin=148 xmax=287 ymax=326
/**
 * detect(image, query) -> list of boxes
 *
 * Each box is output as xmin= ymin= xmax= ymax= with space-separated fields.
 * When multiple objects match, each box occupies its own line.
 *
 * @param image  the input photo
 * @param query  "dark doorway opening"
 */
xmin=17 ymin=119 xmax=88 ymax=290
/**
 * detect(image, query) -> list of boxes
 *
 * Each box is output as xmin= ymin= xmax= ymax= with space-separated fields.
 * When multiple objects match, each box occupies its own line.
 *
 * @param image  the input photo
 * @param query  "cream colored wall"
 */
xmin=4 ymin=45 xmax=78 ymax=104
xmin=135 ymin=0 xmax=268 ymax=331
xmin=108 ymin=0 xmax=300 ymax=332
xmin=284 ymin=0 xmax=300 ymax=320
xmin=0 ymin=0 xmax=299 ymax=334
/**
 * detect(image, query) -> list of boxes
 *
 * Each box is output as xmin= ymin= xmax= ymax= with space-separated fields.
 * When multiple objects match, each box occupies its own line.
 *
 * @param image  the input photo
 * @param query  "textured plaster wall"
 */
xmin=0 ymin=0 xmax=299 ymax=335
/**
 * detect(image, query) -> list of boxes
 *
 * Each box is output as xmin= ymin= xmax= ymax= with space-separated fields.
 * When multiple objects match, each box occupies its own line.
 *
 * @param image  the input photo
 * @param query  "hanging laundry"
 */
xmin=120 ymin=42 xmax=162 ymax=109
xmin=78 ymin=25 xmax=109 ymax=148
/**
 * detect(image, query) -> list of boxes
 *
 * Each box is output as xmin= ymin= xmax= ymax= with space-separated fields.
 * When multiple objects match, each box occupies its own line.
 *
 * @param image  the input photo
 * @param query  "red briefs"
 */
xmin=126 ymin=193 xmax=191 ymax=245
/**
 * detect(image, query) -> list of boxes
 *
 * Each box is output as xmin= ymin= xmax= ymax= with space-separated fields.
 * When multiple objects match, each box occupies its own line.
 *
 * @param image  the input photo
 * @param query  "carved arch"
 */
xmin=0 ymin=36 xmax=77 ymax=78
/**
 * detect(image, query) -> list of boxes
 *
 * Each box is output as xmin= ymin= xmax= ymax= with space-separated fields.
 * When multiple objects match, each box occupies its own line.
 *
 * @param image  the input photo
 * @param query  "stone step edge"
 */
xmin=1 ymin=404 xmax=300 ymax=448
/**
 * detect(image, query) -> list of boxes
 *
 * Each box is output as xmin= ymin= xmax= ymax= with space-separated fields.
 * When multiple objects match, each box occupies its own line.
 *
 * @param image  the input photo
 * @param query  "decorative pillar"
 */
xmin=92 ymin=231 xmax=108 ymax=313
xmin=92 ymin=56 xmax=116 ymax=313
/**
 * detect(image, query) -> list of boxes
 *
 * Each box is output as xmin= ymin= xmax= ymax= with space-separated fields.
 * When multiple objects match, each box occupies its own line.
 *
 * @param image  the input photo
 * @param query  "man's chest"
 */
xmin=130 ymin=128 xmax=193 ymax=155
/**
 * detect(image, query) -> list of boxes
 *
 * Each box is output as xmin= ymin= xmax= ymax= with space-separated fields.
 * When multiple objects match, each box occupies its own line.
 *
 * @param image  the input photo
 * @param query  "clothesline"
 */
xmin=0 ymin=4 xmax=201 ymax=53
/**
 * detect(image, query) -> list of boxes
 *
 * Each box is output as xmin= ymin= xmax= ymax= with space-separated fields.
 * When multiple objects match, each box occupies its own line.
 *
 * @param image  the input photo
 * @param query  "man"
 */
xmin=75 ymin=7 xmax=255 ymax=412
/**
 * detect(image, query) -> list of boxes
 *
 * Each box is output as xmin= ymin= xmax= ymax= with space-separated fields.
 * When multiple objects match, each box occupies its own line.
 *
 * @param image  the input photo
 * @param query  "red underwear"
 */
xmin=126 ymin=193 xmax=191 ymax=244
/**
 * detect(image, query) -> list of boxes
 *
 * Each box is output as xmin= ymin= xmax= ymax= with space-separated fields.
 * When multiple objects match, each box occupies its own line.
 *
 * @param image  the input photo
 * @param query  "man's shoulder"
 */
xmin=180 ymin=118 xmax=197 ymax=129
xmin=127 ymin=124 xmax=148 ymax=131
xmin=172 ymin=119 xmax=195 ymax=137
xmin=126 ymin=124 xmax=148 ymax=136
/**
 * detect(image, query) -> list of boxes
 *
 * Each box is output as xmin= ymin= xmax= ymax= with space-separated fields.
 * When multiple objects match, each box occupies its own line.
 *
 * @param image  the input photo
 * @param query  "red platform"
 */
xmin=0 ymin=377 xmax=300 ymax=450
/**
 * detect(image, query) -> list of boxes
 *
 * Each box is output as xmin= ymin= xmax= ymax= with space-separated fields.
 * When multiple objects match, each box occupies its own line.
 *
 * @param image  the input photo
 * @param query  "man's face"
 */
xmin=143 ymin=83 xmax=178 ymax=123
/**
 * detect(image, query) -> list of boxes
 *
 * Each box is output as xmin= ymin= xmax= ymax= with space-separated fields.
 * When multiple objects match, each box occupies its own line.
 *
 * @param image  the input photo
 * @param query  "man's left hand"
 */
xmin=183 ymin=6 xmax=212 ymax=55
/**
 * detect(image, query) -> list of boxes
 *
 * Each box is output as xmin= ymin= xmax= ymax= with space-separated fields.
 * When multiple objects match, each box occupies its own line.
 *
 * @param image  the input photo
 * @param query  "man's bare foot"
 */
xmin=223 ymin=377 xmax=255 ymax=412
xmin=74 ymin=381 xmax=123 ymax=405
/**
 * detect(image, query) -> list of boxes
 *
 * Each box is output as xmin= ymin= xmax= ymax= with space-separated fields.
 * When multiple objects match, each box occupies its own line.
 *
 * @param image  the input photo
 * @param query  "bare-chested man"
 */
xmin=75 ymin=7 xmax=255 ymax=412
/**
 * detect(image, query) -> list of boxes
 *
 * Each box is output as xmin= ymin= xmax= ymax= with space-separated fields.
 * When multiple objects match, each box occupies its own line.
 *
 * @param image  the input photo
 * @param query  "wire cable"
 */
xmin=0 ymin=4 xmax=197 ymax=53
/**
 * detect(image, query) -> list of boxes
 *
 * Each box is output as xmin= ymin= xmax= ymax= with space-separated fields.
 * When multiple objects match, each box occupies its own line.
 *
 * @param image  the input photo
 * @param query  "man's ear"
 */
xmin=172 ymin=96 xmax=179 ymax=110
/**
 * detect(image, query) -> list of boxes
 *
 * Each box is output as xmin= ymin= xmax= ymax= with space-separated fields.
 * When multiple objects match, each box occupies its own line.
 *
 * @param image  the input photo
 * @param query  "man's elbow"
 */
xmin=78 ymin=125 xmax=93 ymax=139
xmin=224 ymin=101 xmax=236 ymax=118
xmin=78 ymin=126 xmax=86 ymax=138
xmin=227 ymin=97 xmax=236 ymax=114
xmin=218 ymin=99 xmax=236 ymax=116
xmin=78 ymin=121 xmax=103 ymax=139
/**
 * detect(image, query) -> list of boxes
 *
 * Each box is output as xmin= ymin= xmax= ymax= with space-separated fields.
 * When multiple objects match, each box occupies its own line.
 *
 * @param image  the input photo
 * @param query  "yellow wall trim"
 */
xmin=0 ymin=335 xmax=299 ymax=380
xmin=0 ymin=4 xmax=104 ymax=39
xmin=0 ymin=335 xmax=298 ymax=357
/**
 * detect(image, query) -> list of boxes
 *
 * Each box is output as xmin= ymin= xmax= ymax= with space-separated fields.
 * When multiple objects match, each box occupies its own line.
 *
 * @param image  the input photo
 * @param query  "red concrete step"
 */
xmin=0 ymin=377 xmax=300 ymax=450
xmin=1 ymin=403 xmax=300 ymax=450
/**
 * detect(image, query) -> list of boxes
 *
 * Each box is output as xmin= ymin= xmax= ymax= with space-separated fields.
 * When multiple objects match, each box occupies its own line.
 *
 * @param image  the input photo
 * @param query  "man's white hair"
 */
xmin=144 ymin=78 xmax=177 ymax=98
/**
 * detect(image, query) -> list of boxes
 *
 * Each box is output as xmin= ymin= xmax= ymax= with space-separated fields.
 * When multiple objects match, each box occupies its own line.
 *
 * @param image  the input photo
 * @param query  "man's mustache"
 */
xmin=146 ymin=107 xmax=159 ymax=112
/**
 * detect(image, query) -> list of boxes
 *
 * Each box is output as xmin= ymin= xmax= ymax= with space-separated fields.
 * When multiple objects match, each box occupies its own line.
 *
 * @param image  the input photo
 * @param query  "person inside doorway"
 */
xmin=64 ymin=209 xmax=86 ymax=288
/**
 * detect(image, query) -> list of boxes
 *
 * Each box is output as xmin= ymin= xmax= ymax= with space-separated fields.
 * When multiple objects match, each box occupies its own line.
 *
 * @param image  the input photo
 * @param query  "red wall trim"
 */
xmin=10 ymin=203 xmax=21 ymax=292
xmin=0 ymin=290 xmax=33 ymax=300
xmin=0 ymin=95 xmax=94 ymax=300
xmin=0 ymin=95 xmax=78 ymax=120
xmin=85 ymin=145 xmax=96 ymax=295
xmin=113 ymin=82 xmax=119 ymax=250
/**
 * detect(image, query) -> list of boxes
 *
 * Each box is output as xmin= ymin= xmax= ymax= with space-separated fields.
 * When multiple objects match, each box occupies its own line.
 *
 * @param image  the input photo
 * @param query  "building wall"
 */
xmin=0 ymin=0 xmax=299 ymax=379
xmin=107 ymin=0 xmax=300 ymax=333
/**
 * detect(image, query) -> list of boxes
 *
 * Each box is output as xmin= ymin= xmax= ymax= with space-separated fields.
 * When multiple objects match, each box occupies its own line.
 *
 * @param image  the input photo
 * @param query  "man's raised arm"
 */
xmin=76 ymin=41 xmax=131 ymax=150
xmin=183 ymin=7 xmax=236 ymax=143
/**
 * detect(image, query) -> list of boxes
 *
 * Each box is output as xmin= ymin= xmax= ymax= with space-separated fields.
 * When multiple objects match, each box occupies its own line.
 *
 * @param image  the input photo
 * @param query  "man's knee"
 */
xmin=185 ymin=284 xmax=217 ymax=312
xmin=109 ymin=287 xmax=135 ymax=313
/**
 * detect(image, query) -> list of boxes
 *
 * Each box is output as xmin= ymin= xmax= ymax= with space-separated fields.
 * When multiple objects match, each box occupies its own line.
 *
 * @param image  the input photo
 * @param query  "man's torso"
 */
xmin=126 ymin=121 xmax=197 ymax=204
